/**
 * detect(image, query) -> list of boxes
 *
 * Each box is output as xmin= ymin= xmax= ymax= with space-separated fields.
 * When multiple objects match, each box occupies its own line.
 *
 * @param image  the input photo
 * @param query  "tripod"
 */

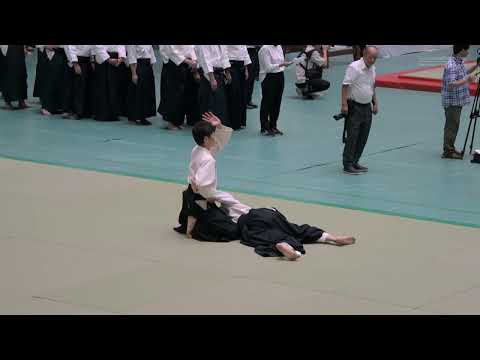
xmin=461 ymin=76 xmax=480 ymax=158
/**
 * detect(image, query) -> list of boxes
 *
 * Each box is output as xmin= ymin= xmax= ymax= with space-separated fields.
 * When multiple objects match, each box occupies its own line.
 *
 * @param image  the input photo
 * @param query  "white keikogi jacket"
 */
xmin=188 ymin=124 xmax=251 ymax=222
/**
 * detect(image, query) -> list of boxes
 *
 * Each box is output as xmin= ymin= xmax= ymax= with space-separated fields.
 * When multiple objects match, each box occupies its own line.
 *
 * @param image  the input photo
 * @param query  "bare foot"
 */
xmin=166 ymin=123 xmax=180 ymax=130
xmin=62 ymin=112 xmax=72 ymax=119
xmin=275 ymin=242 xmax=302 ymax=260
xmin=18 ymin=101 xmax=30 ymax=109
xmin=40 ymin=108 xmax=52 ymax=116
xmin=325 ymin=234 xmax=356 ymax=246
xmin=186 ymin=216 xmax=197 ymax=238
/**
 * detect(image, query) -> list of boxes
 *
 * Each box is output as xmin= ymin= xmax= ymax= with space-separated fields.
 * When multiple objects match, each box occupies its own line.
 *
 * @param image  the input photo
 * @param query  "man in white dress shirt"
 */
xmin=340 ymin=46 xmax=379 ymax=175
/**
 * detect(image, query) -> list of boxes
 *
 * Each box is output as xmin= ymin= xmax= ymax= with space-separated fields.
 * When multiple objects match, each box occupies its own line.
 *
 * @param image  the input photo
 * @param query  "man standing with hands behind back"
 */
xmin=340 ymin=46 xmax=378 ymax=175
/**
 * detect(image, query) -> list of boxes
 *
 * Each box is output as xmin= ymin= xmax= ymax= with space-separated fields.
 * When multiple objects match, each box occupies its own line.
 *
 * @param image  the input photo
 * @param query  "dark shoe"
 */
xmin=303 ymin=94 xmax=315 ymax=100
xmin=343 ymin=165 xmax=361 ymax=175
xmin=272 ymin=128 xmax=284 ymax=135
xmin=139 ymin=119 xmax=152 ymax=126
xmin=442 ymin=152 xmax=463 ymax=159
xmin=246 ymin=102 xmax=258 ymax=109
xmin=262 ymin=130 xmax=275 ymax=136
xmin=353 ymin=163 xmax=368 ymax=172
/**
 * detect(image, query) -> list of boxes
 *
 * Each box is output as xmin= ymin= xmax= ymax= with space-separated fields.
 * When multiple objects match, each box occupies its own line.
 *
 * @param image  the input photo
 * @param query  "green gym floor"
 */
xmin=1 ymin=47 xmax=479 ymax=314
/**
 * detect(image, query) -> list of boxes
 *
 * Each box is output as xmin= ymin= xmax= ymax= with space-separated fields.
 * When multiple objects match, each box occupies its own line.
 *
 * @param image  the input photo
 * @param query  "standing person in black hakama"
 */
xmin=126 ymin=45 xmax=157 ymax=126
xmin=0 ymin=45 xmax=33 ymax=110
xmin=163 ymin=45 xmax=200 ymax=130
xmin=65 ymin=45 xmax=94 ymax=119
xmin=40 ymin=45 xmax=72 ymax=116
xmin=195 ymin=45 xmax=231 ymax=126
xmin=92 ymin=45 xmax=127 ymax=122
xmin=225 ymin=45 xmax=251 ymax=130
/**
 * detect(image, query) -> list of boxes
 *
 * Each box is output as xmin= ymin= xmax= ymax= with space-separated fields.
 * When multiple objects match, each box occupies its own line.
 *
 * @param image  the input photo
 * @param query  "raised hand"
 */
xmin=202 ymin=112 xmax=221 ymax=127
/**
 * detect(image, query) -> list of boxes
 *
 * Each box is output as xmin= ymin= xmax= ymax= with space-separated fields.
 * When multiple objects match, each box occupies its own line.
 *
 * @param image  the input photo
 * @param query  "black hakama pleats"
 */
xmin=2 ymin=45 xmax=28 ymax=103
xmin=127 ymin=58 xmax=156 ymax=122
xmin=237 ymin=208 xmax=325 ymax=257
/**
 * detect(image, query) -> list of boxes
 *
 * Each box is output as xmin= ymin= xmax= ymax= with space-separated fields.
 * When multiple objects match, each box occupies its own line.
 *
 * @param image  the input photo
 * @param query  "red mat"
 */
xmin=376 ymin=61 xmax=478 ymax=96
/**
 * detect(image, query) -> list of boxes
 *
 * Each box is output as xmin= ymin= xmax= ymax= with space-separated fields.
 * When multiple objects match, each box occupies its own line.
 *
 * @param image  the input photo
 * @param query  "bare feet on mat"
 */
xmin=276 ymin=242 xmax=302 ymax=260
xmin=40 ymin=108 xmax=52 ymax=116
xmin=325 ymin=234 xmax=356 ymax=246
xmin=166 ymin=123 xmax=180 ymax=130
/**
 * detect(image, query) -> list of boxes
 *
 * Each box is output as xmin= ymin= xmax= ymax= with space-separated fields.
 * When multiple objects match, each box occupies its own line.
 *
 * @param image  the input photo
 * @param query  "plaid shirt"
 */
xmin=441 ymin=56 xmax=471 ymax=107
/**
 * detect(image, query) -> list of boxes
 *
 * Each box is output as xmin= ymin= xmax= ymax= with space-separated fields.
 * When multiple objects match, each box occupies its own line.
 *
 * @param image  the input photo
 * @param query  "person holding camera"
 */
xmin=441 ymin=45 xmax=479 ymax=159
xmin=295 ymin=45 xmax=330 ymax=99
xmin=258 ymin=45 xmax=293 ymax=136
xmin=340 ymin=46 xmax=378 ymax=175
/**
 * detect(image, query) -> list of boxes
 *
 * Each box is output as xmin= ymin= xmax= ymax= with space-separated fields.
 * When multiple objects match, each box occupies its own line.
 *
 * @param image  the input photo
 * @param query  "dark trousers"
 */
xmin=198 ymin=71 xmax=228 ymax=124
xmin=342 ymin=100 xmax=372 ymax=167
xmin=260 ymin=72 xmax=284 ymax=131
xmin=226 ymin=61 xmax=247 ymax=129
xmin=443 ymin=106 xmax=462 ymax=154
xmin=165 ymin=61 xmax=200 ymax=126
xmin=296 ymin=78 xmax=330 ymax=95
xmin=246 ymin=47 xmax=259 ymax=104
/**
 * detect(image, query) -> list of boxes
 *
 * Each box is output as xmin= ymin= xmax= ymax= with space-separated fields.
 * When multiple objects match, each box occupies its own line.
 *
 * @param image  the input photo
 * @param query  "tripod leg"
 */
xmin=469 ymin=117 xmax=477 ymax=155
xmin=461 ymin=115 xmax=473 ymax=156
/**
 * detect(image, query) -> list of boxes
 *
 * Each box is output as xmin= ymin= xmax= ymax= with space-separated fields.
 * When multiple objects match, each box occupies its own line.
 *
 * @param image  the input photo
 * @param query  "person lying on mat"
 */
xmin=174 ymin=113 xmax=356 ymax=260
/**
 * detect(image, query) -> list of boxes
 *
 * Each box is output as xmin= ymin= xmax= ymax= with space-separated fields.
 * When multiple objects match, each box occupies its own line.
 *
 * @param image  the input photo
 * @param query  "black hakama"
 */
xmin=225 ymin=61 xmax=247 ymax=130
xmin=237 ymin=208 xmax=325 ymax=257
xmin=127 ymin=58 xmax=156 ymax=122
xmin=33 ymin=49 xmax=48 ymax=98
xmin=198 ymin=69 xmax=229 ymax=125
xmin=157 ymin=61 xmax=168 ymax=117
xmin=0 ymin=49 xmax=5 ymax=94
xmin=41 ymin=48 xmax=73 ymax=114
xmin=70 ymin=56 xmax=93 ymax=118
xmin=165 ymin=61 xmax=200 ymax=127
xmin=2 ymin=45 xmax=28 ymax=103
xmin=174 ymin=185 xmax=239 ymax=242
xmin=92 ymin=52 xmax=124 ymax=121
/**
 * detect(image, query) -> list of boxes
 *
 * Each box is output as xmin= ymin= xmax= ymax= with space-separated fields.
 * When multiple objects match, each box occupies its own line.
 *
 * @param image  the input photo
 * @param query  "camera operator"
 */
xmin=295 ymin=45 xmax=330 ymax=100
xmin=340 ymin=46 xmax=378 ymax=175
xmin=441 ymin=44 xmax=479 ymax=159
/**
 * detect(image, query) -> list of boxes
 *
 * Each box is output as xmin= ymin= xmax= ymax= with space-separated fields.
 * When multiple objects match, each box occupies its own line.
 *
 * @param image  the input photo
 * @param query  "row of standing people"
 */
xmin=0 ymin=45 xmax=268 ymax=130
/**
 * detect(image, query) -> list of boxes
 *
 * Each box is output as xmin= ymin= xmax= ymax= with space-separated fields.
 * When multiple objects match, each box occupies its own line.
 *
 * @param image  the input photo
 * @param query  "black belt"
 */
xmin=348 ymin=99 xmax=371 ymax=107
xmin=137 ymin=58 xmax=151 ymax=64
xmin=77 ymin=56 xmax=90 ymax=63
xmin=229 ymin=60 xmax=245 ymax=66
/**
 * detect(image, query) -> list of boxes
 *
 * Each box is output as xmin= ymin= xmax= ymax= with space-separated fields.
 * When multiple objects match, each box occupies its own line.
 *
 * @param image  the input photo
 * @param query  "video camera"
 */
xmin=333 ymin=113 xmax=347 ymax=121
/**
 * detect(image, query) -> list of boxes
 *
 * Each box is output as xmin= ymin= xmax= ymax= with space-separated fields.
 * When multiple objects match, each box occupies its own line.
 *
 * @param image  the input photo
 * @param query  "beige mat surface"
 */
xmin=1 ymin=158 xmax=479 ymax=314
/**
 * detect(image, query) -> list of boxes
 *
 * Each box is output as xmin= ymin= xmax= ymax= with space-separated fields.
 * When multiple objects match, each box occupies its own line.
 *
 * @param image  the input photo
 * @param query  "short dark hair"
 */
xmin=453 ymin=44 xmax=470 ymax=55
xmin=192 ymin=121 xmax=215 ymax=146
